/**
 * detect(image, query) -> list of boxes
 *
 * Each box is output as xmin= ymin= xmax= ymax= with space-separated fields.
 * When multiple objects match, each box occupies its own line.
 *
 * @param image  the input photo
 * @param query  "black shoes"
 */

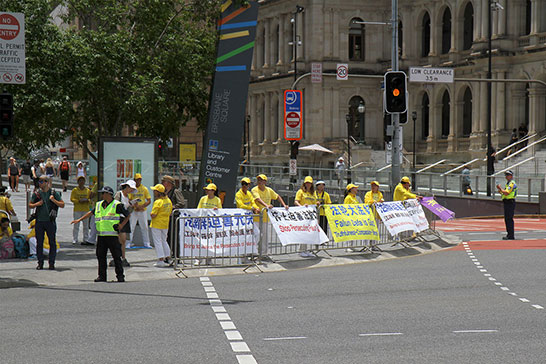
xmin=109 ymin=258 xmax=130 ymax=267
xmin=81 ymin=241 xmax=94 ymax=246
xmin=36 ymin=262 xmax=44 ymax=270
xmin=502 ymin=236 xmax=515 ymax=240
xmin=94 ymin=277 xmax=106 ymax=282
xmin=117 ymin=277 xmax=125 ymax=283
xmin=48 ymin=264 xmax=55 ymax=270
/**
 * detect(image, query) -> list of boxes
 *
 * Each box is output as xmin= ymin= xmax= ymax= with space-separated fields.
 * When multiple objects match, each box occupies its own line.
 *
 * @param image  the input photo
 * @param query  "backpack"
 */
xmin=60 ymin=161 xmax=70 ymax=172
xmin=0 ymin=237 xmax=15 ymax=259
xmin=12 ymin=233 xmax=29 ymax=259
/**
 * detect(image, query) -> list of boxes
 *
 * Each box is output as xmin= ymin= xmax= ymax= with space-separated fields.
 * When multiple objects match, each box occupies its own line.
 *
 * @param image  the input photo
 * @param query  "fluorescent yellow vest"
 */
xmin=95 ymin=200 xmax=121 ymax=236
xmin=502 ymin=181 xmax=517 ymax=200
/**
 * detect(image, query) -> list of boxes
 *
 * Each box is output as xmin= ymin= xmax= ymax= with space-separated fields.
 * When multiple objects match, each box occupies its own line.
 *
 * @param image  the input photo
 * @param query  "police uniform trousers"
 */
xmin=503 ymin=199 xmax=516 ymax=239
xmin=96 ymin=235 xmax=124 ymax=280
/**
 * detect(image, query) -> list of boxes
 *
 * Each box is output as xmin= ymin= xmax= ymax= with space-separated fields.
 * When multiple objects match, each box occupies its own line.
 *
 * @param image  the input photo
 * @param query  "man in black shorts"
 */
xmin=58 ymin=156 xmax=71 ymax=192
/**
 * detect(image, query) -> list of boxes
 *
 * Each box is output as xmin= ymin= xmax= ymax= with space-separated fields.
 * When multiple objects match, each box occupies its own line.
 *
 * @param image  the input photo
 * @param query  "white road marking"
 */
xmin=220 ymin=321 xmax=237 ymax=330
xmin=212 ymin=306 xmax=227 ymax=313
xmin=494 ymin=282 xmax=502 ymax=286
xmin=509 ymin=292 xmax=517 ymax=296
xmin=500 ymin=287 xmax=510 ymax=291
xmin=488 ymin=277 xmax=496 ymax=281
xmin=207 ymin=292 xmax=219 ymax=299
xmin=225 ymin=330 xmax=243 ymax=340
xmin=480 ymin=269 xmax=487 ymax=272
xmin=216 ymin=313 xmax=231 ymax=321
xmin=231 ymin=342 xmax=251 ymax=352
xmin=519 ymin=298 xmax=530 ymax=302
xmin=358 ymin=333 xmax=404 ymax=337
xmin=202 ymin=281 xmax=213 ymax=286
xmin=200 ymin=277 xmax=210 ymax=281
xmin=204 ymin=286 xmax=216 ymax=292
xmin=484 ymin=274 xmax=491 ymax=277
xmin=209 ymin=299 xmax=222 ymax=305
xmin=237 ymin=355 xmax=258 ymax=364
xmin=532 ymin=305 xmax=544 ymax=309
xmin=453 ymin=330 xmax=498 ymax=334
xmin=263 ymin=336 xmax=307 ymax=341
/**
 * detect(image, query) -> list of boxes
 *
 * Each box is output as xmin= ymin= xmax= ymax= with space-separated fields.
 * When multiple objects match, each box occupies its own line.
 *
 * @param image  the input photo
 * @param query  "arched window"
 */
xmin=525 ymin=0 xmax=532 ymax=35
xmin=441 ymin=91 xmax=450 ymax=138
xmin=398 ymin=20 xmax=403 ymax=56
xmin=348 ymin=96 xmax=365 ymax=140
xmin=463 ymin=2 xmax=474 ymax=50
xmin=421 ymin=93 xmax=430 ymax=140
xmin=422 ymin=13 xmax=431 ymax=57
xmin=462 ymin=87 xmax=472 ymax=137
xmin=441 ymin=8 xmax=452 ymax=54
xmin=349 ymin=18 xmax=365 ymax=61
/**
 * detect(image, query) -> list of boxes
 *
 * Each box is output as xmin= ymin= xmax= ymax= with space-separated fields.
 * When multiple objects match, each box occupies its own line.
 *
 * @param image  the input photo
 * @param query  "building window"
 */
xmin=441 ymin=8 xmax=452 ymax=54
xmin=349 ymin=18 xmax=364 ymax=61
xmin=421 ymin=93 xmax=430 ymax=140
xmin=422 ymin=12 xmax=431 ymax=57
xmin=441 ymin=91 xmax=450 ymax=138
xmin=462 ymin=87 xmax=472 ymax=137
xmin=525 ymin=0 xmax=532 ymax=35
xmin=463 ymin=2 xmax=474 ymax=50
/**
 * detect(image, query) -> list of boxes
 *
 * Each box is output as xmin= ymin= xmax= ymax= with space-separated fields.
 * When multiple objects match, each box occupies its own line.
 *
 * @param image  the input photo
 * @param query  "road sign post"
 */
xmin=284 ymin=90 xmax=303 ymax=141
xmin=409 ymin=67 xmax=454 ymax=84
xmin=0 ymin=12 xmax=25 ymax=85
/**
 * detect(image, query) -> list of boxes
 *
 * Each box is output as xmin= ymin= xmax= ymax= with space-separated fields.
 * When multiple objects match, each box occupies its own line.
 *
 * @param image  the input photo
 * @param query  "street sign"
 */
xmin=409 ymin=67 xmax=453 ymax=84
xmin=311 ymin=63 xmax=322 ymax=83
xmin=284 ymin=90 xmax=303 ymax=140
xmin=0 ymin=12 xmax=25 ymax=84
xmin=289 ymin=159 xmax=297 ymax=175
xmin=386 ymin=127 xmax=403 ymax=164
xmin=336 ymin=63 xmax=348 ymax=81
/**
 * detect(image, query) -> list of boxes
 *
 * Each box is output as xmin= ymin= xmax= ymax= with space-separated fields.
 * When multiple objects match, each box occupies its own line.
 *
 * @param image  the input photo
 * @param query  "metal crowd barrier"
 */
xmin=170 ymin=202 xmax=440 ymax=274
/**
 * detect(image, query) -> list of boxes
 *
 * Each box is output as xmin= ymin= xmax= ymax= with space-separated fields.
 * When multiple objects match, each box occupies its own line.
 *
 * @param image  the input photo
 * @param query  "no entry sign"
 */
xmin=0 ymin=12 xmax=25 ymax=84
xmin=284 ymin=90 xmax=302 ymax=140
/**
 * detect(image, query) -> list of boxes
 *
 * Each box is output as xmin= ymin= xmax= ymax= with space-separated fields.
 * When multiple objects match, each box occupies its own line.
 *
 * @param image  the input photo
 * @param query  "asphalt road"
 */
xmin=2 ymin=234 xmax=545 ymax=364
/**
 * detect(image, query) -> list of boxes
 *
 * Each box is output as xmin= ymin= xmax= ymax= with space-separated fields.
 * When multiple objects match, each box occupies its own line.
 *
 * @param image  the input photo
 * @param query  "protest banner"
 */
xmin=403 ymin=199 xmax=429 ymax=232
xmin=178 ymin=209 xmax=258 ymax=257
xmin=421 ymin=197 xmax=455 ymax=222
xmin=268 ymin=206 xmax=329 ymax=246
xmin=375 ymin=201 xmax=417 ymax=236
xmin=324 ymin=204 xmax=379 ymax=243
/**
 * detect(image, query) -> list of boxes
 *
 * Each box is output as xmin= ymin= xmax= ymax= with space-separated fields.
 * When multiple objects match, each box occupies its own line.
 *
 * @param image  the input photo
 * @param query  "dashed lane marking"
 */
xmin=358 ymin=333 xmax=404 ymax=337
xmin=453 ymin=330 xmax=498 ymax=334
xmin=263 ymin=336 xmax=307 ymax=341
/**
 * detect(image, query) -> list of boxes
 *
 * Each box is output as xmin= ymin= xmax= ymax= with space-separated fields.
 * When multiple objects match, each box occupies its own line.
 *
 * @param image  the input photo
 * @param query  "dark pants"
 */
xmin=319 ymin=215 xmax=328 ymax=235
xmin=36 ymin=220 xmax=57 ymax=266
xmin=96 ymin=235 xmax=124 ymax=281
xmin=503 ymin=199 xmax=515 ymax=239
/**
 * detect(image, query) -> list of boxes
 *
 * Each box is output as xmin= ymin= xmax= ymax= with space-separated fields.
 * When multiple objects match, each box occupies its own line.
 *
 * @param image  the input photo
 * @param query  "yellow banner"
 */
xmin=324 ymin=204 xmax=379 ymax=242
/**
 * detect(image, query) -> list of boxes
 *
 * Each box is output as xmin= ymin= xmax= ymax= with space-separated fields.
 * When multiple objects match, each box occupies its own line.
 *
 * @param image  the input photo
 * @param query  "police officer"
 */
xmin=496 ymin=170 xmax=517 ymax=240
xmin=71 ymin=186 xmax=130 ymax=282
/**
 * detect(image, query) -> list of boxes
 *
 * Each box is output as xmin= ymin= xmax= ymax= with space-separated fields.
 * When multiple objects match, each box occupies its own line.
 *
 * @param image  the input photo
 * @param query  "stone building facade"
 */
xmin=247 ymin=0 xmax=546 ymax=167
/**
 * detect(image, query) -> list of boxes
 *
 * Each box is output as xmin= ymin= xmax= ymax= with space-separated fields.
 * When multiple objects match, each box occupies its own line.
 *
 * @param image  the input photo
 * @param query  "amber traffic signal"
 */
xmin=384 ymin=71 xmax=407 ymax=114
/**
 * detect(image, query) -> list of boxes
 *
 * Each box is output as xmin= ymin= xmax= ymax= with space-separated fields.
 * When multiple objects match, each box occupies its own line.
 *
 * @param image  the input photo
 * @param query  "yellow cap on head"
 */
xmin=257 ymin=174 xmax=268 ymax=181
xmin=370 ymin=181 xmax=380 ymax=187
xmin=346 ymin=183 xmax=358 ymax=191
xmin=134 ymin=173 xmax=142 ymax=180
xmin=401 ymin=176 xmax=411 ymax=184
xmin=304 ymin=176 xmax=313 ymax=184
xmin=241 ymin=177 xmax=251 ymax=184
xmin=150 ymin=184 xmax=165 ymax=193
xmin=204 ymin=183 xmax=217 ymax=191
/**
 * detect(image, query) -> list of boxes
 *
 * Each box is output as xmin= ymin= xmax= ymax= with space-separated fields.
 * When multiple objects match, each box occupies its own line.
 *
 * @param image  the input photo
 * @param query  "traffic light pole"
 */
xmin=390 ymin=0 xmax=401 ymax=189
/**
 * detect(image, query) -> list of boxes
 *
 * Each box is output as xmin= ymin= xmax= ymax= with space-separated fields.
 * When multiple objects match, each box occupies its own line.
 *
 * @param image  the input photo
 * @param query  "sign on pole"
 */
xmin=409 ymin=67 xmax=453 ymax=84
xmin=0 ymin=12 xmax=25 ymax=84
xmin=336 ymin=63 xmax=348 ymax=81
xmin=289 ymin=159 xmax=297 ymax=175
xmin=386 ymin=127 xmax=403 ymax=164
xmin=311 ymin=63 xmax=322 ymax=84
xmin=284 ymin=90 xmax=303 ymax=140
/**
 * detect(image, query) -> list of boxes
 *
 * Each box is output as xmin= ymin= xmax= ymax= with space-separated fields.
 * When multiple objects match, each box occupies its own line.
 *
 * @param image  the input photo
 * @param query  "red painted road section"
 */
xmin=450 ymin=239 xmax=546 ymax=251
xmin=436 ymin=218 xmax=546 ymax=232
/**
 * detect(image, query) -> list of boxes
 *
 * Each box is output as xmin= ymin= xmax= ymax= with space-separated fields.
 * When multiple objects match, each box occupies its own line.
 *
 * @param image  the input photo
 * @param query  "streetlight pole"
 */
xmin=486 ymin=0 xmax=493 ymax=196
xmin=390 ymin=0 xmax=401 ymax=189
xmin=346 ymin=114 xmax=352 ymax=184
xmin=412 ymin=111 xmax=417 ymax=186
xmin=292 ymin=5 xmax=304 ymax=84
xmin=358 ymin=102 xmax=365 ymax=144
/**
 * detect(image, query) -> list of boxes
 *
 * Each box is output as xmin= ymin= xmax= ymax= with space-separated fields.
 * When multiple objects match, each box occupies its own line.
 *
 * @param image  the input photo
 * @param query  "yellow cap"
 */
xmin=134 ymin=173 xmax=142 ymax=180
xmin=204 ymin=183 xmax=217 ymax=191
xmin=370 ymin=181 xmax=380 ymax=187
xmin=150 ymin=184 xmax=165 ymax=193
xmin=346 ymin=183 xmax=358 ymax=191
xmin=304 ymin=176 xmax=313 ymax=184
xmin=257 ymin=174 xmax=268 ymax=181
xmin=241 ymin=177 xmax=251 ymax=184
xmin=401 ymin=176 xmax=411 ymax=183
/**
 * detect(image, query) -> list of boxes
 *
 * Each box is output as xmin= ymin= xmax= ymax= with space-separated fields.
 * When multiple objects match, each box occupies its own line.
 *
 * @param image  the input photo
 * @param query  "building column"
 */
xmin=498 ymin=0 xmax=507 ymax=35
xmin=255 ymin=22 xmax=264 ymax=69
xmin=447 ymin=97 xmax=459 ymax=152
xmin=510 ymin=87 xmax=526 ymax=130
xmin=429 ymin=7 xmax=439 ymax=56
xmin=332 ymin=10 xmax=339 ymax=59
xmin=495 ymin=71 xmax=506 ymax=131
xmin=479 ymin=74 xmax=488 ymax=134
xmin=427 ymin=100 xmax=441 ymax=153
xmin=256 ymin=94 xmax=264 ymax=144
xmin=263 ymin=18 xmax=270 ymax=68
xmin=530 ymin=0 xmax=539 ymax=34
xmin=481 ymin=0 xmax=488 ymax=41
xmin=278 ymin=15 xmax=285 ymax=65
xmin=249 ymin=94 xmax=257 ymax=147
xmin=528 ymin=87 xmax=546 ymax=135
xmin=277 ymin=92 xmax=284 ymax=141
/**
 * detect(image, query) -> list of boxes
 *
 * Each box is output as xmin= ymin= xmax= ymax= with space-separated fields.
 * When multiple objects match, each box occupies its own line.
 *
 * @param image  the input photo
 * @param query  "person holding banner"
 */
xmin=344 ymin=184 xmax=360 ymax=204
xmin=197 ymin=184 xmax=223 ymax=209
xmin=364 ymin=181 xmax=384 ymax=205
xmin=235 ymin=178 xmax=258 ymax=213
xmin=393 ymin=176 xmax=422 ymax=201
xmin=295 ymin=176 xmax=319 ymax=257
xmin=150 ymin=184 xmax=173 ymax=267
xmin=251 ymin=174 xmax=289 ymax=211
xmin=315 ymin=181 xmax=331 ymax=235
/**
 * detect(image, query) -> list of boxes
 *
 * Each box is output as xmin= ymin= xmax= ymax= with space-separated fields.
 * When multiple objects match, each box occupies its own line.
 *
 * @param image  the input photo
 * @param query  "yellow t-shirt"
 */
xmin=150 ymin=196 xmax=173 ymax=229
xmin=314 ymin=191 xmax=332 ymax=216
xmin=90 ymin=183 xmax=99 ymax=205
xmin=197 ymin=195 xmax=222 ymax=209
xmin=0 ymin=196 xmax=14 ymax=215
xmin=251 ymin=186 xmax=278 ymax=210
xmin=129 ymin=185 xmax=151 ymax=207
xmin=70 ymin=187 xmax=91 ymax=212
xmin=393 ymin=183 xmax=416 ymax=201
xmin=344 ymin=193 xmax=359 ymax=204
xmin=295 ymin=189 xmax=317 ymax=206
xmin=364 ymin=191 xmax=384 ymax=205
xmin=235 ymin=189 xmax=254 ymax=210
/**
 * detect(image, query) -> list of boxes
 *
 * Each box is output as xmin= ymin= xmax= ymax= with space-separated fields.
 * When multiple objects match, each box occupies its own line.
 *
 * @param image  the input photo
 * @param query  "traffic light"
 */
xmin=0 ymin=92 xmax=13 ymax=139
xmin=384 ymin=71 xmax=407 ymax=114
xmin=290 ymin=141 xmax=300 ymax=159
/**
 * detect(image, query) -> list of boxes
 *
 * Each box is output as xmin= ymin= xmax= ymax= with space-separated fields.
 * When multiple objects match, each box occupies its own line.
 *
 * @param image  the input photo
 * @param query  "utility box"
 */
xmin=539 ymin=192 xmax=546 ymax=214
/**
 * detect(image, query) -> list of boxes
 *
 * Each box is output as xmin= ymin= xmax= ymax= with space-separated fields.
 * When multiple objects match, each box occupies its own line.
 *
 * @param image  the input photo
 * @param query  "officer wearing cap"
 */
xmin=71 ymin=186 xmax=130 ymax=282
xmin=393 ymin=176 xmax=422 ymax=201
xmin=496 ymin=170 xmax=517 ymax=240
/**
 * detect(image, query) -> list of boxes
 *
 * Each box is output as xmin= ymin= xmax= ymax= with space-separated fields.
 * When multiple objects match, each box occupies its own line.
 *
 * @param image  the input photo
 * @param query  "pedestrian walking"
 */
xmin=87 ymin=181 xmax=99 ymax=246
xmin=7 ymin=157 xmax=20 ymax=192
xmin=496 ymin=170 xmax=517 ymax=240
xmin=314 ymin=180 xmax=331 ymax=235
xmin=75 ymin=161 xmax=86 ymax=181
xmin=198 ymin=183 xmax=222 ymax=209
xmin=295 ymin=176 xmax=318 ymax=258
xmin=71 ymin=186 xmax=128 ymax=282
xmin=21 ymin=159 xmax=32 ymax=192
xmin=393 ymin=176 xmax=421 ymax=201
xmin=31 ymin=160 xmax=43 ymax=189
xmin=58 ymin=156 xmax=71 ymax=192
xmin=335 ymin=157 xmax=346 ymax=188
xmin=127 ymin=173 xmax=152 ymax=248
xmin=28 ymin=175 xmax=65 ymax=270
xmin=44 ymin=158 xmax=55 ymax=187
xmin=149 ymin=184 xmax=173 ymax=267
xmin=518 ymin=124 xmax=528 ymax=150
xmin=161 ymin=175 xmax=186 ymax=261
xmin=70 ymin=176 xmax=91 ymax=245
xmin=506 ymin=129 xmax=518 ymax=157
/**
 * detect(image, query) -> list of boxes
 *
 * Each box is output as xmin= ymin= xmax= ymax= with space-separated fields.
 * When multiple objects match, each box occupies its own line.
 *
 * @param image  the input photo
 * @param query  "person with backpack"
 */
xmin=21 ymin=159 xmax=33 ymax=192
xmin=28 ymin=175 xmax=65 ymax=270
xmin=58 ymin=156 xmax=71 ymax=192
xmin=31 ymin=160 xmax=43 ymax=189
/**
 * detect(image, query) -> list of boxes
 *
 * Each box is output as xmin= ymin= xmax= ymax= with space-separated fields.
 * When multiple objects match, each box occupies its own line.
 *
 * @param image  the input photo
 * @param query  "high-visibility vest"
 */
xmin=95 ymin=200 xmax=121 ymax=236
xmin=502 ymin=181 xmax=517 ymax=200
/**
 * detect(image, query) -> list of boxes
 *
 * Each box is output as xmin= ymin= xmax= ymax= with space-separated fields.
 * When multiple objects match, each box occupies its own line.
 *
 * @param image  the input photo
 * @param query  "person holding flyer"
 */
xmin=295 ymin=176 xmax=319 ymax=257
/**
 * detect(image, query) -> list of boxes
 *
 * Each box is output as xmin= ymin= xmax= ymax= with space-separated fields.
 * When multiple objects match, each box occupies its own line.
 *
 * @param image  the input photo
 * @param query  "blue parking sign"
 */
xmin=284 ymin=90 xmax=302 ymax=140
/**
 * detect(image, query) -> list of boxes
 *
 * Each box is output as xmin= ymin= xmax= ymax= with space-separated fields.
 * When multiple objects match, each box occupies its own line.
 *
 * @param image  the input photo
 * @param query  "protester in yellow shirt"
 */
xmin=70 ymin=176 xmax=91 ymax=245
xmin=235 ymin=178 xmax=258 ymax=213
xmin=364 ymin=181 xmax=384 ymax=205
xmin=150 ymin=184 xmax=173 ymax=267
xmin=344 ymin=184 xmax=360 ymax=204
xmin=0 ymin=186 xmax=16 ymax=219
xmin=315 ymin=180 xmax=331 ymax=233
xmin=393 ymin=176 xmax=422 ymax=201
xmin=197 ymin=184 xmax=223 ymax=209
xmin=128 ymin=173 xmax=152 ymax=248
xmin=251 ymin=174 xmax=288 ymax=210
xmin=295 ymin=176 xmax=318 ymax=207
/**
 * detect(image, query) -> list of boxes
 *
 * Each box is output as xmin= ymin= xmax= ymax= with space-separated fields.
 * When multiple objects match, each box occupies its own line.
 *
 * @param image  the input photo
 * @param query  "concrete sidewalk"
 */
xmin=0 ymin=187 xmax=460 ymax=288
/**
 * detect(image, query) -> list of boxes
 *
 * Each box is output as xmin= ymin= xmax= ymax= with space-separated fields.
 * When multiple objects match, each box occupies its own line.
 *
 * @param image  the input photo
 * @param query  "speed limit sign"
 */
xmin=336 ymin=63 xmax=348 ymax=81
